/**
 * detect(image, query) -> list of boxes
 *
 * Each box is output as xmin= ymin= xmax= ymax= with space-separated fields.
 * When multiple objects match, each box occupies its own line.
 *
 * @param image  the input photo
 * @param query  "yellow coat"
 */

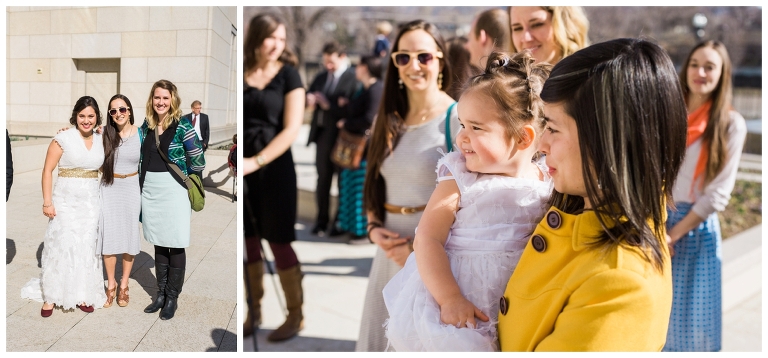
xmin=498 ymin=207 xmax=672 ymax=351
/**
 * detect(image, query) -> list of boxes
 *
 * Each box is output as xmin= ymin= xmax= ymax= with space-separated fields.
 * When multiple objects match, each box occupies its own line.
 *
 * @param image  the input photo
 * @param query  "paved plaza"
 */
xmin=5 ymin=147 xmax=237 ymax=352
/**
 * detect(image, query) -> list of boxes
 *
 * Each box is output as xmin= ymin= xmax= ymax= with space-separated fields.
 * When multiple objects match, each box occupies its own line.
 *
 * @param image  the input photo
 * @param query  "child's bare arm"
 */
xmin=414 ymin=177 xmax=489 ymax=327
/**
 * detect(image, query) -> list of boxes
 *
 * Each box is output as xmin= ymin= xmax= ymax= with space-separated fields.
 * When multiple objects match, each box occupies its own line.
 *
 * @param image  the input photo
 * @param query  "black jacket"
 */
xmin=183 ymin=112 xmax=210 ymax=150
xmin=306 ymin=66 xmax=359 ymax=145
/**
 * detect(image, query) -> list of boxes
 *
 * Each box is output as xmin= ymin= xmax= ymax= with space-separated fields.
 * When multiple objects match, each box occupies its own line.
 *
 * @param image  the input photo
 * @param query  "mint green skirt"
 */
xmin=141 ymin=171 xmax=191 ymax=248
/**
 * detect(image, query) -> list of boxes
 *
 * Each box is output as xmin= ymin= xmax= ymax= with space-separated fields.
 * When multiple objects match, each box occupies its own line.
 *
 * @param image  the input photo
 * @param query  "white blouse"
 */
xmin=671 ymin=110 xmax=748 ymax=218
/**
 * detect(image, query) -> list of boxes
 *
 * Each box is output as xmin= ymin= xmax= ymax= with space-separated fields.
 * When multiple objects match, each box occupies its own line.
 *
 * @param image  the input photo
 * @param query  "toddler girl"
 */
xmin=382 ymin=51 xmax=552 ymax=351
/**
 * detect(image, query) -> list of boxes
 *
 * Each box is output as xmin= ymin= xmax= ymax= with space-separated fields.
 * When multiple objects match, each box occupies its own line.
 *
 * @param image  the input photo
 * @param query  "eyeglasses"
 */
xmin=390 ymin=51 xmax=443 ymax=68
xmin=108 ymin=107 xmax=130 ymax=116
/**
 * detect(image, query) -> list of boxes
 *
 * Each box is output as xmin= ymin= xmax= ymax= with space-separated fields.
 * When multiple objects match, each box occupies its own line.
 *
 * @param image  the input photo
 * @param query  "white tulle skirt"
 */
xmin=20 ymin=176 xmax=106 ymax=310
xmin=382 ymin=249 xmax=521 ymax=352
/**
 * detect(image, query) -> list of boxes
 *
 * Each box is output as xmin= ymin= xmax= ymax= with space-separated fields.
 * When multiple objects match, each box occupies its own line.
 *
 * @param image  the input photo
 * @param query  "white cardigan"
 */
xmin=671 ymin=110 xmax=748 ymax=218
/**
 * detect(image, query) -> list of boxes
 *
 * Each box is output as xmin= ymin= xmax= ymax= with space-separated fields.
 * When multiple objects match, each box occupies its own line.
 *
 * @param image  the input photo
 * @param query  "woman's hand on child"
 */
xmin=440 ymin=294 xmax=489 ymax=329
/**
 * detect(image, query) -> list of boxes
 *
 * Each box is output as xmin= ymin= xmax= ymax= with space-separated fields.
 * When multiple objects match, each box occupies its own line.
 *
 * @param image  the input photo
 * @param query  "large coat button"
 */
xmin=546 ymin=211 xmax=562 ymax=229
xmin=532 ymin=234 xmax=547 ymax=252
xmin=499 ymin=296 xmax=508 ymax=315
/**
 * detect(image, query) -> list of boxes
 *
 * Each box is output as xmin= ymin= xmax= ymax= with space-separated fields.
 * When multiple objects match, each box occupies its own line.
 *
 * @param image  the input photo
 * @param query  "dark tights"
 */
xmin=245 ymin=237 xmax=298 ymax=270
xmin=154 ymin=245 xmax=186 ymax=269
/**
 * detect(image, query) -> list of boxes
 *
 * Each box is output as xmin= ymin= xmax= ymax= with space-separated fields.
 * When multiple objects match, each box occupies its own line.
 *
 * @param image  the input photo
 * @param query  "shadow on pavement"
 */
xmin=7 ymin=238 xmax=16 ymax=265
xmin=206 ymin=328 xmax=237 ymax=352
xmin=36 ymin=242 xmax=44 ymax=268
xmin=247 ymin=329 xmax=356 ymax=352
xmin=302 ymin=257 xmax=373 ymax=278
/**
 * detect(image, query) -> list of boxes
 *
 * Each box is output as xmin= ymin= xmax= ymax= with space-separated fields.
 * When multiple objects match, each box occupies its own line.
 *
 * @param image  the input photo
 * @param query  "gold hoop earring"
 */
xmin=398 ymin=78 xmax=403 ymax=89
xmin=438 ymin=73 xmax=443 ymax=89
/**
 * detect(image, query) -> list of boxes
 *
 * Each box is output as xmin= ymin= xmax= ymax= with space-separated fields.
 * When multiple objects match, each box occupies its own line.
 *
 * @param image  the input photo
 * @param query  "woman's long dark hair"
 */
xmin=244 ymin=13 xmax=297 ymax=73
xmin=363 ymin=19 xmax=451 ymax=224
xmin=540 ymin=38 xmax=688 ymax=270
xmin=679 ymin=40 xmax=734 ymax=187
xmin=101 ymin=94 xmax=135 ymax=185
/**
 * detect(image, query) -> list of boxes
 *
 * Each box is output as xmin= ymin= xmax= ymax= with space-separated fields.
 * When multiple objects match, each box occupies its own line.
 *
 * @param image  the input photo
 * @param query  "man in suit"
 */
xmin=306 ymin=41 xmax=360 ymax=236
xmin=184 ymin=100 xmax=210 ymax=151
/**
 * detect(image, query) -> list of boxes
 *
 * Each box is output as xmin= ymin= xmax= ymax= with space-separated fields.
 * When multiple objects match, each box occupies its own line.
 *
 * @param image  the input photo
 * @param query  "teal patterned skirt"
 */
xmin=337 ymin=161 xmax=367 ymax=237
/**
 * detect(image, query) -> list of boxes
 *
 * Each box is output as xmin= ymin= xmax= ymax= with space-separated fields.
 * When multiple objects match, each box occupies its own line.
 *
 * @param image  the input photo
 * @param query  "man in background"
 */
xmin=184 ymin=100 xmax=210 ymax=151
xmin=306 ymin=41 xmax=359 ymax=236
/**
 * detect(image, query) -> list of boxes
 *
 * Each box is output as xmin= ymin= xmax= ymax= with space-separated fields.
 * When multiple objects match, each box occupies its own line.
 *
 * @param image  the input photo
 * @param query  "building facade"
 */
xmin=6 ymin=6 xmax=237 ymax=146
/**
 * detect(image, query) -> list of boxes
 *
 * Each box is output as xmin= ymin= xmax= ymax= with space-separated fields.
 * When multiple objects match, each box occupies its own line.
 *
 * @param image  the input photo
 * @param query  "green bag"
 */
xmin=155 ymin=129 xmax=205 ymax=212
xmin=186 ymin=173 xmax=205 ymax=212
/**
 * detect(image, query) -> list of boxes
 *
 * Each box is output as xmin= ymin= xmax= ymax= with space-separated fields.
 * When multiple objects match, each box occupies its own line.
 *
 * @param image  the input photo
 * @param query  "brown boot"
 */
xmin=267 ymin=264 xmax=304 ymax=342
xmin=243 ymin=262 xmax=264 ymax=337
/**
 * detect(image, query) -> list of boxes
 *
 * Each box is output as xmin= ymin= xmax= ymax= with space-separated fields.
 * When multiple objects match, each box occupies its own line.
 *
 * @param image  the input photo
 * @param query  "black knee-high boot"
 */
xmin=144 ymin=262 xmax=169 ymax=313
xmin=160 ymin=266 xmax=185 ymax=320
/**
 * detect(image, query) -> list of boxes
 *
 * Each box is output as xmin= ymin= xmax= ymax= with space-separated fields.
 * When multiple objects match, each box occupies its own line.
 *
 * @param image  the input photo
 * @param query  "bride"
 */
xmin=21 ymin=96 xmax=108 ymax=316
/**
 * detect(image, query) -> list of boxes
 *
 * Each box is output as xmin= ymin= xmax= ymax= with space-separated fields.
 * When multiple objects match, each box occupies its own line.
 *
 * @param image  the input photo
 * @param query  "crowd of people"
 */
xmin=243 ymin=6 xmax=747 ymax=352
xmin=18 ymin=80 xmax=208 ymax=322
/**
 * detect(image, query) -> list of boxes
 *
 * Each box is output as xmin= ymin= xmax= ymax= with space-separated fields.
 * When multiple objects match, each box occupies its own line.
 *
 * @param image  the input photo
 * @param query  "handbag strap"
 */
xmin=154 ymin=127 xmax=192 ymax=188
xmin=445 ymin=102 xmax=457 ymax=152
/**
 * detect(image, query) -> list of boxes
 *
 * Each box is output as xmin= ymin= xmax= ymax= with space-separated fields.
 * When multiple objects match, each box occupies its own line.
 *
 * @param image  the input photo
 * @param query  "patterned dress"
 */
xmin=99 ymin=130 xmax=141 ymax=255
xmin=663 ymin=110 xmax=747 ymax=352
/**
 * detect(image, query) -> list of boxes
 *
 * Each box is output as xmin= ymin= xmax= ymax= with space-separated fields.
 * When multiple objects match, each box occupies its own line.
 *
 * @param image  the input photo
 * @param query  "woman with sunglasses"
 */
xmin=99 ymin=94 xmax=141 ymax=309
xmin=357 ymin=19 xmax=460 ymax=352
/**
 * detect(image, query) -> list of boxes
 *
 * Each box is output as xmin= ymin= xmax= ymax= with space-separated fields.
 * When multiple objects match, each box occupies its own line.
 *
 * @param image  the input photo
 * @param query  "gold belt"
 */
xmin=114 ymin=171 xmax=138 ymax=179
xmin=58 ymin=168 xmax=99 ymax=178
xmin=384 ymin=203 xmax=427 ymax=215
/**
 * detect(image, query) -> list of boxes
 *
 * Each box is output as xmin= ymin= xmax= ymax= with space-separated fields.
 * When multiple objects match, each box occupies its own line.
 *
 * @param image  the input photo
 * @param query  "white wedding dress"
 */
xmin=20 ymin=128 xmax=107 ymax=310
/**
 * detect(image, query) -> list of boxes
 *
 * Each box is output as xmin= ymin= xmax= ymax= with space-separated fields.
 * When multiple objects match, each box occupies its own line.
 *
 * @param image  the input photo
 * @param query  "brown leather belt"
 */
xmin=114 ymin=171 xmax=138 ymax=179
xmin=384 ymin=203 xmax=427 ymax=215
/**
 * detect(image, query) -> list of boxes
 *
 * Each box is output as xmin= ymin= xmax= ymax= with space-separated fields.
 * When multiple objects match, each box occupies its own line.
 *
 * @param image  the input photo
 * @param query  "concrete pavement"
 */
xmin=244 ymin=124 xmax=762 ymax=352
xmin=5 ymin=146 xmax=237 ymax=352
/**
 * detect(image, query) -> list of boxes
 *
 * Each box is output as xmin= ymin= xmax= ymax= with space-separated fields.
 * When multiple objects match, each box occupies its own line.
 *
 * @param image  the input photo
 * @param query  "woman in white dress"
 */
xmin=100 ymin=94 xmax=142 ymax=308
xmin=22 ymin=95 xmax=107 ymax=316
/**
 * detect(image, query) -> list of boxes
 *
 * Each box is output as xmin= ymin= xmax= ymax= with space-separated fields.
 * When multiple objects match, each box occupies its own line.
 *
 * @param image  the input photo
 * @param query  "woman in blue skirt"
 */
xmin=663 ymin=40 xmax=747 ymax=352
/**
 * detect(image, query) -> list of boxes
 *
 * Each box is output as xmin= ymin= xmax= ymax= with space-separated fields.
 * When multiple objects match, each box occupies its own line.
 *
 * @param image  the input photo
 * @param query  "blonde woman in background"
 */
xmin=508 ymin=6 xmax=589 ymax=65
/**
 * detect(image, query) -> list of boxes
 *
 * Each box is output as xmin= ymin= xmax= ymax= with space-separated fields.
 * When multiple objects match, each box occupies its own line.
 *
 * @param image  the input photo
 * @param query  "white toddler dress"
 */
xmin=382 ymin=151 xmax=553 ymax=351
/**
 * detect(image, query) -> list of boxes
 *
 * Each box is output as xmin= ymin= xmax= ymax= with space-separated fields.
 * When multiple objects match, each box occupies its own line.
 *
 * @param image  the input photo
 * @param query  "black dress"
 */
xmin=243 ymin=65 xmax=303 ymax=243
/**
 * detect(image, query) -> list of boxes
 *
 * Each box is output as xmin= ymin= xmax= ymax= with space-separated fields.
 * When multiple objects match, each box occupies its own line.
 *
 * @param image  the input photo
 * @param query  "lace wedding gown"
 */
xmin=21 ymin=128 xmax=107 ymax=309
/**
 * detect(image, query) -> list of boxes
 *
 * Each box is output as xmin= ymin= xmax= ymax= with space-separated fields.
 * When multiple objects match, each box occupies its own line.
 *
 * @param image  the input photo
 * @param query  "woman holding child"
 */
xmin=497 ymin=38 xmax=688 ymax=351
xmin=356 ymin=19 xmax=460 ymax=352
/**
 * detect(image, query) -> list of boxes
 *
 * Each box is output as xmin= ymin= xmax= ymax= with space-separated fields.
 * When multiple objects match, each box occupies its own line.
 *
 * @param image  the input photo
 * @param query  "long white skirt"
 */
xmin=21 ymin=176 xmax=107 ymax=309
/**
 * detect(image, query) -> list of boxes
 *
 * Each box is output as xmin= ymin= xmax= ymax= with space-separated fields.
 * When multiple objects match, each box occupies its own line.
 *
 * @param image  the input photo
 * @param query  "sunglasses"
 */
xmin=391 ymin=51 xmax=443 ymax=68
xmin=108 ymin=107 xmax=130 ymax=116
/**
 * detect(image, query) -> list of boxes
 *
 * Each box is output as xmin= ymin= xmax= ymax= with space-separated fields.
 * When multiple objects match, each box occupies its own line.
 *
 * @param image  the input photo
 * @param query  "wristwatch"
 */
xmin=256 ymin=154 xmax=266 ymax=166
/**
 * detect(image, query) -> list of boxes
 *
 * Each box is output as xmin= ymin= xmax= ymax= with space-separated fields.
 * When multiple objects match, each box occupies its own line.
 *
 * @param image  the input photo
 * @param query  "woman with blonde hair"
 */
xmin=139 ymin=79 xmax=205 ymax=320
xmin=508 ymin=6 xmax=589 ymax=65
